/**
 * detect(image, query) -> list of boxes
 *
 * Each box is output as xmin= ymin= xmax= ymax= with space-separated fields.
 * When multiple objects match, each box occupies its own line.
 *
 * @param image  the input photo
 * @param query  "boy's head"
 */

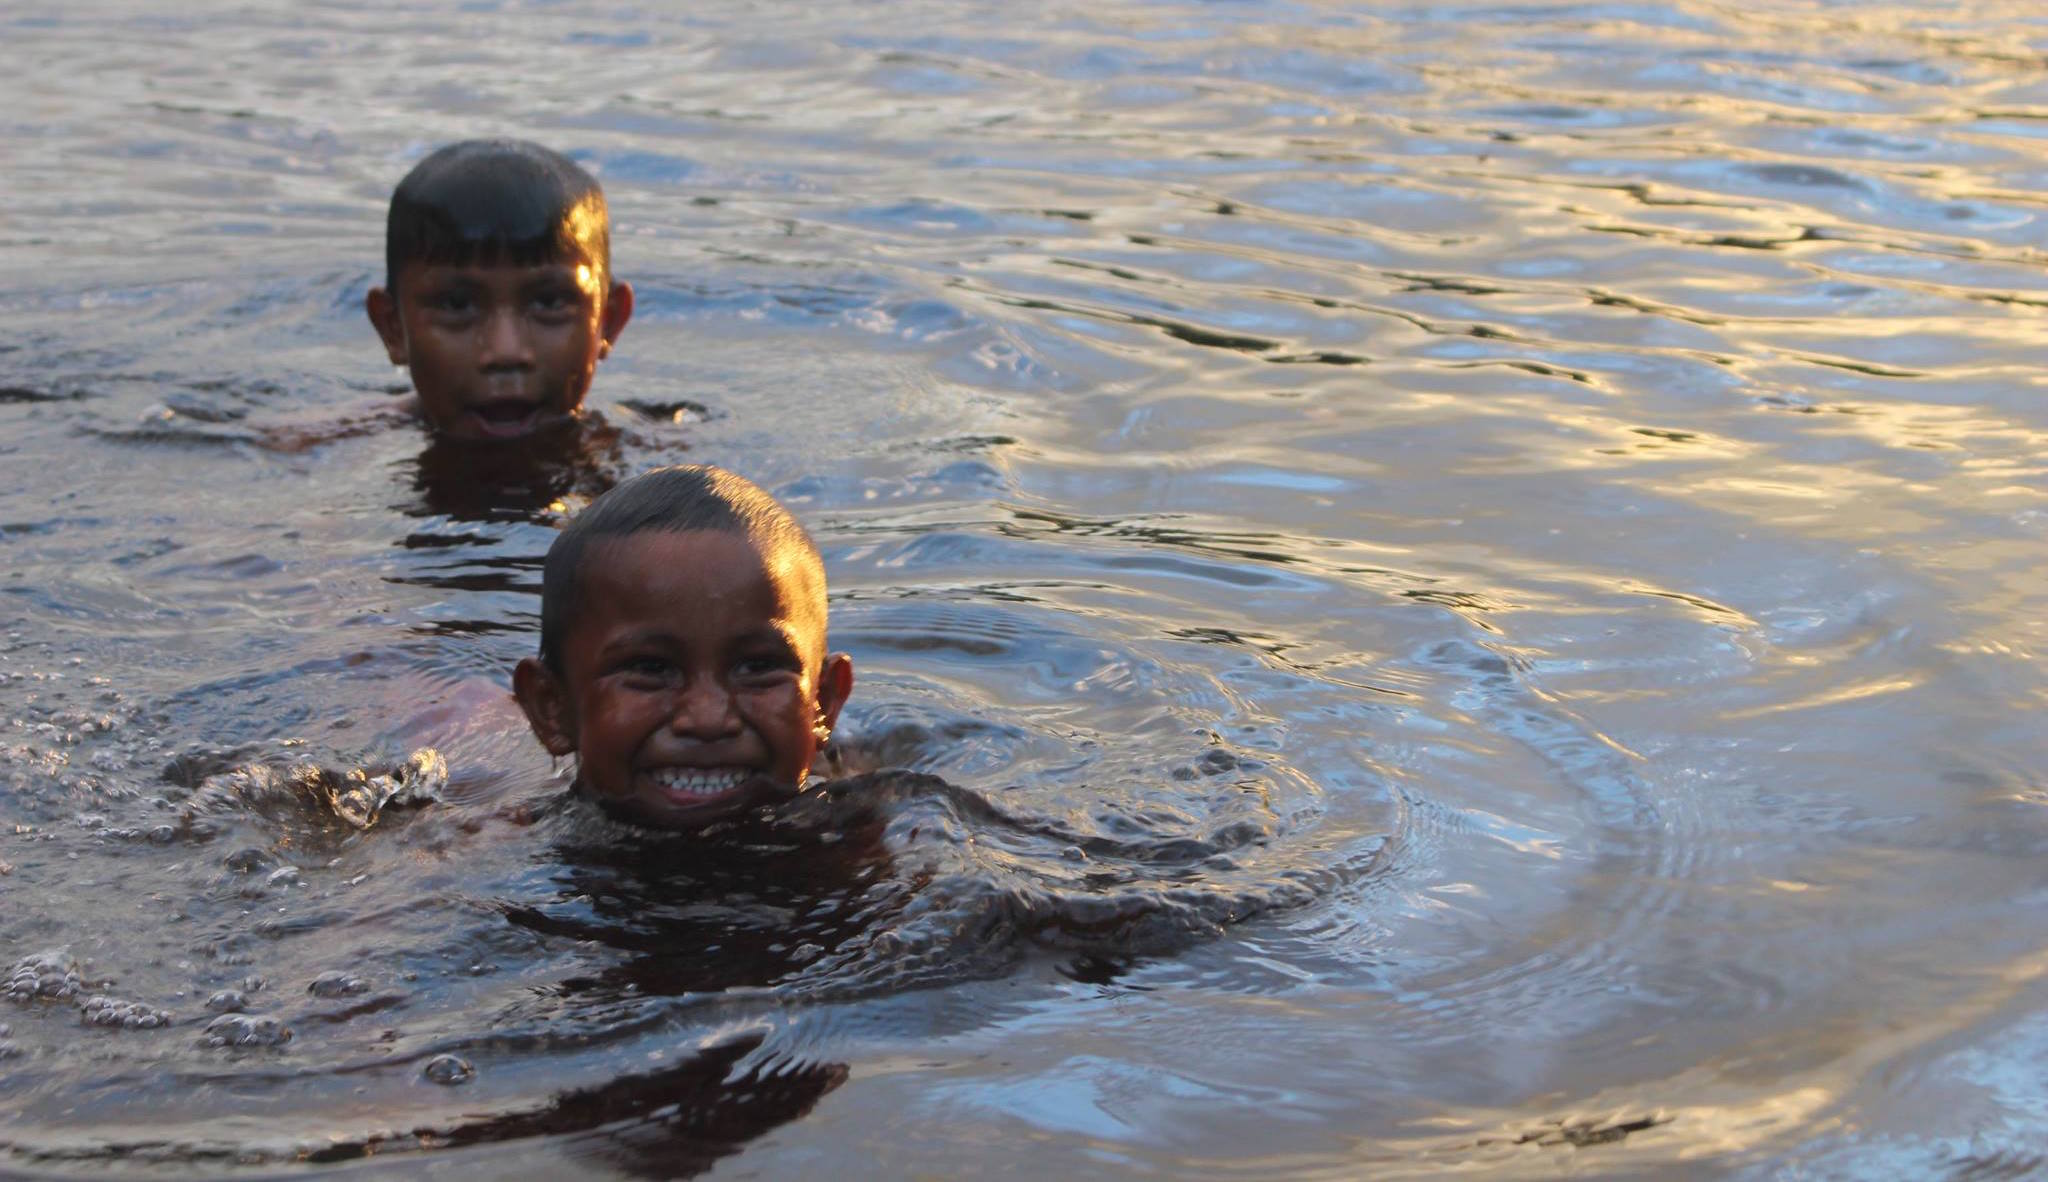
xmin=365 ymin=139 xmax=634 ymax=441
xmin=513 ymin=465 xmax=855 ymax=831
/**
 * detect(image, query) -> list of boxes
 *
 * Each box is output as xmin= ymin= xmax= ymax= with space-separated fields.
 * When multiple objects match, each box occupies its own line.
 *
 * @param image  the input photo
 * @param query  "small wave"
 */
xmin=507 ymin=768 xmax=1381 ymax=1004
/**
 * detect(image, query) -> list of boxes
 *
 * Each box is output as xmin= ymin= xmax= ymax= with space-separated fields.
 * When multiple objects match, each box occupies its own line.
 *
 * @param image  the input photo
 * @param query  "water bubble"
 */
xmin=307 ymin=971 xmax=369 ymax=998
xmin=204 ymin=990 xmax=248 ymax=1013
xmin=422 ymin=1054 xmax=474 ymax=1085
xmin=202 ymin=1013 xmax=291 ymax=1048
xmin=79 ymin=995 xmax=173 ymax=1029
xmin=5 ymin=951 xmax=84 ymax=1002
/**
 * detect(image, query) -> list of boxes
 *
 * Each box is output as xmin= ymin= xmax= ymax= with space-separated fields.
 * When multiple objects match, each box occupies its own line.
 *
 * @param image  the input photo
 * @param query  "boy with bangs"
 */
xmin=366 ymin=139 xmax=634 ymax=441
xmin=513 ymin=465 xmax=855 ymax=831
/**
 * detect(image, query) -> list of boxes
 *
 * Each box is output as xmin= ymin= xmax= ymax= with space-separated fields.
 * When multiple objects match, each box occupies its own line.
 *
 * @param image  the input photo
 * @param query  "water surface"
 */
xmin=3 ymin=1 xmax=2047 ymax=1176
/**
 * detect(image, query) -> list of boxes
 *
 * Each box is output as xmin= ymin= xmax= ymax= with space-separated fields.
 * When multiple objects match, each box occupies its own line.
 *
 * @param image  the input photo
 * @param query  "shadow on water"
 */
xmin=301 ymin=1034 xmax=848 ymax=1180
xmin=397 ymin=412 xmax=643 ymax=527
xmin=502 ymin=783 xmax=906 ymax=999
xmin=2 ymin=717 xmax=1383 ymax=1170
xmin=502 ymin=764 xmax=1369 ymax=1005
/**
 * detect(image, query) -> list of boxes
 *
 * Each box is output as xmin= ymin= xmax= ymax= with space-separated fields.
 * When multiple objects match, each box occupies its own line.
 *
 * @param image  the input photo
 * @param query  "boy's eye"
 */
xmin=426 ymin=291 xmax=477 ymax=315
xmin=733 ymin=654 xmax=798 ymax=683
xmin=529 ymin=287 xmax=580 ymax=316
xmin=618 ymin=655 xmax=677 ymax=681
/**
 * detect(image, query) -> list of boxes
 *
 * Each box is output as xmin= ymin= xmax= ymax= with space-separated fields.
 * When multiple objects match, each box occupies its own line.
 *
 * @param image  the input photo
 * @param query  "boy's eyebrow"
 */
xmin=521 ymin=267 xmax=585 ymax=290
xmin=410 ymin=269 xmax=481 ymax=290
xmin=589 ymin=628 xmax=669 ymax=660
xmin=591 ymin=621 xmax=807 ymax=656
xmin=413 ymin=260 xmax=578 ymax=280
xmin=741 ymin=624 xmax=806 ymax=654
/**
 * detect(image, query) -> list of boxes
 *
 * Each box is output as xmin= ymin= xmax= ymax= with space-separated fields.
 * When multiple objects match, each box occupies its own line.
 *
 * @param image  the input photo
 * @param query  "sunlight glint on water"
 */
xmin=1 ymin=1 xmax=2046 ymax=1176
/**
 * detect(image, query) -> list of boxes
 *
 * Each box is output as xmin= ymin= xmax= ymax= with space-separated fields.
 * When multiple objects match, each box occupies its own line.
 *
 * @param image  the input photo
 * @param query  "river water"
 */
xmin=2 ymin=1 xmax=2046 ymax=1177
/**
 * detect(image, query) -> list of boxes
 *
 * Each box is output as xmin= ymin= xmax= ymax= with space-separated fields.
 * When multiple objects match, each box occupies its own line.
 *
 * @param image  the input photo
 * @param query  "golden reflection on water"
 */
xmin=1717 ymin=675 xmax=1921 ymax=721
xmin=3 ymin=0 xmax=2048 ymax=1176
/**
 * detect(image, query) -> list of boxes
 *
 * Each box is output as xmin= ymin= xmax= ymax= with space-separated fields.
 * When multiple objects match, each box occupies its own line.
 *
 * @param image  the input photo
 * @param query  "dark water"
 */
xmin=4 ymin=1 xmax=2047 ymax=1176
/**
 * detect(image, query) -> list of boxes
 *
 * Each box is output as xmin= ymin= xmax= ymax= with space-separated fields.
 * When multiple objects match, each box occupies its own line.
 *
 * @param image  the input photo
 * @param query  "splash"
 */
xmin=321 ymin=749 xmax=449 ymax=829
xmin=186 ymin=748 xmax=449 ymax=830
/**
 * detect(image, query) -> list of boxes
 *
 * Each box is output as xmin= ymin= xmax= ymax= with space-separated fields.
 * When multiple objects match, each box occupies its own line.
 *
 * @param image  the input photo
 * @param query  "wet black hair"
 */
xmin=384 ymin=139 xmax=610 ymax=295
xmin=538 ymin=465 xmax=827 ymax=675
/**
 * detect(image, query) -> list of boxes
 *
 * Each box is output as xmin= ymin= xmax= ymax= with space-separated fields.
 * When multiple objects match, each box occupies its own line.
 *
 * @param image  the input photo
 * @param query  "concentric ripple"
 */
xmin=4 ymin=0 xmax=2048 ymax=1175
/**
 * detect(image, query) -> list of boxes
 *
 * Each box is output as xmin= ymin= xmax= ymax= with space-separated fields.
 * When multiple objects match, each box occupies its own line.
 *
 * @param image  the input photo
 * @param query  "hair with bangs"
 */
xmin=384 ymin=139 xmax=610 ymax=295
xmin=538 ymin=466 xmax=827 ymax=675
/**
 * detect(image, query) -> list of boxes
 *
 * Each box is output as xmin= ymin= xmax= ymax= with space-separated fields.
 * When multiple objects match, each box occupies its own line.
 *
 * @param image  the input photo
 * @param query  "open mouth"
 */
xmin=465 ymin=399 xmax=545 ymax=438
xmin=643 ymin=766 xmax=757 ymax=806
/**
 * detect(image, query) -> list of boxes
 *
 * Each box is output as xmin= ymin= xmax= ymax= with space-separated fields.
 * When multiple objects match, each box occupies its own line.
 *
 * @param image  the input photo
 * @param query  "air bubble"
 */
xmin=202 ymin=1013 xmax=291 ymax=1048
xmin=423 ymin=1054 xmax=475 ymax=1085
xmin=79 ymin=995 xmax=173 ymax=1029
xmin=205 ymin=990 xmax=248 ymax=1013
xmin=5 ymin=951 xmax=84 ymax=1002
xmin=307 ymin=971 xmax=369 ymax=998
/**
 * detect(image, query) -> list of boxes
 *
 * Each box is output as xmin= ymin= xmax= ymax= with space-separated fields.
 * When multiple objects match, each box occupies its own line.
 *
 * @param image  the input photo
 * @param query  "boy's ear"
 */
xmin=513 ymin=657 xmax=578 ymax=757
xmin=816 ymin=653 xmax=854 ymax=732
xmin=365 ymin=287 xmax=408 ymax=366
xmin=596 ymin=281 xmax=633 ymax=360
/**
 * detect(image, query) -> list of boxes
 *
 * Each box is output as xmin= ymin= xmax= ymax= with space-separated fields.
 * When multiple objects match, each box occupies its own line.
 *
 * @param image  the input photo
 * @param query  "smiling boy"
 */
xmin=513 ymin=465 xmax=855 ymax=830
xmin=366 ymin=139 xmax=634 ymax=441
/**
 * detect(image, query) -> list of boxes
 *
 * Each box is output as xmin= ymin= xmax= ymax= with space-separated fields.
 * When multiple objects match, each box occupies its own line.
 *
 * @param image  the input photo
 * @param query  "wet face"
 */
xmin=514 ymin=529 xmax=854 ymax=831
xmin=367 ymin=250 xmax=632 ymax=441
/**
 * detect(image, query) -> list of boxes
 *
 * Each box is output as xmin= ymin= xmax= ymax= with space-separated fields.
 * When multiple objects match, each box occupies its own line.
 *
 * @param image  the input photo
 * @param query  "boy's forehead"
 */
xmin=583 ymin=528 xmax=824 ymax=636
xmin=398 ymin=245 xmax=602 ymax=279
xmin=394 ymin=254 xmax=608 ymax=306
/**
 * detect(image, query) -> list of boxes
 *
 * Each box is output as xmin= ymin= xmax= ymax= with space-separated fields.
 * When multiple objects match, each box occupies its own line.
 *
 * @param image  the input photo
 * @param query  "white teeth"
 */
xmin=647 ymin=768 xmax=748 ymax=797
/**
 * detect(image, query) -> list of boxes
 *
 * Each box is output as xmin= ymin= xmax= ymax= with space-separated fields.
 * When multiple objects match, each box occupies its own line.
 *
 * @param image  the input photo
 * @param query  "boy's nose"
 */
xmin=668 ymin=679 xmax=741 ymax=739
xmin=477 ymin=308 xmax=534 ymax=368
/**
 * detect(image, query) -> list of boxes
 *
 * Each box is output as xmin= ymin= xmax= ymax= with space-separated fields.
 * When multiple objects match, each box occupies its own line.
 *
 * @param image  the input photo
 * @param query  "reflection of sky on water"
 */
xmin=1 ymin=0 xmax=2046 ymax=1175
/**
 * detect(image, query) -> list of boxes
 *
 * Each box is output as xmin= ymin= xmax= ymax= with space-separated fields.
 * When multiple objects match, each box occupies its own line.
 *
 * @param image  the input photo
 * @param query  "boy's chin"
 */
xmin=582 ymin=779 xmax=801 ymax=832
